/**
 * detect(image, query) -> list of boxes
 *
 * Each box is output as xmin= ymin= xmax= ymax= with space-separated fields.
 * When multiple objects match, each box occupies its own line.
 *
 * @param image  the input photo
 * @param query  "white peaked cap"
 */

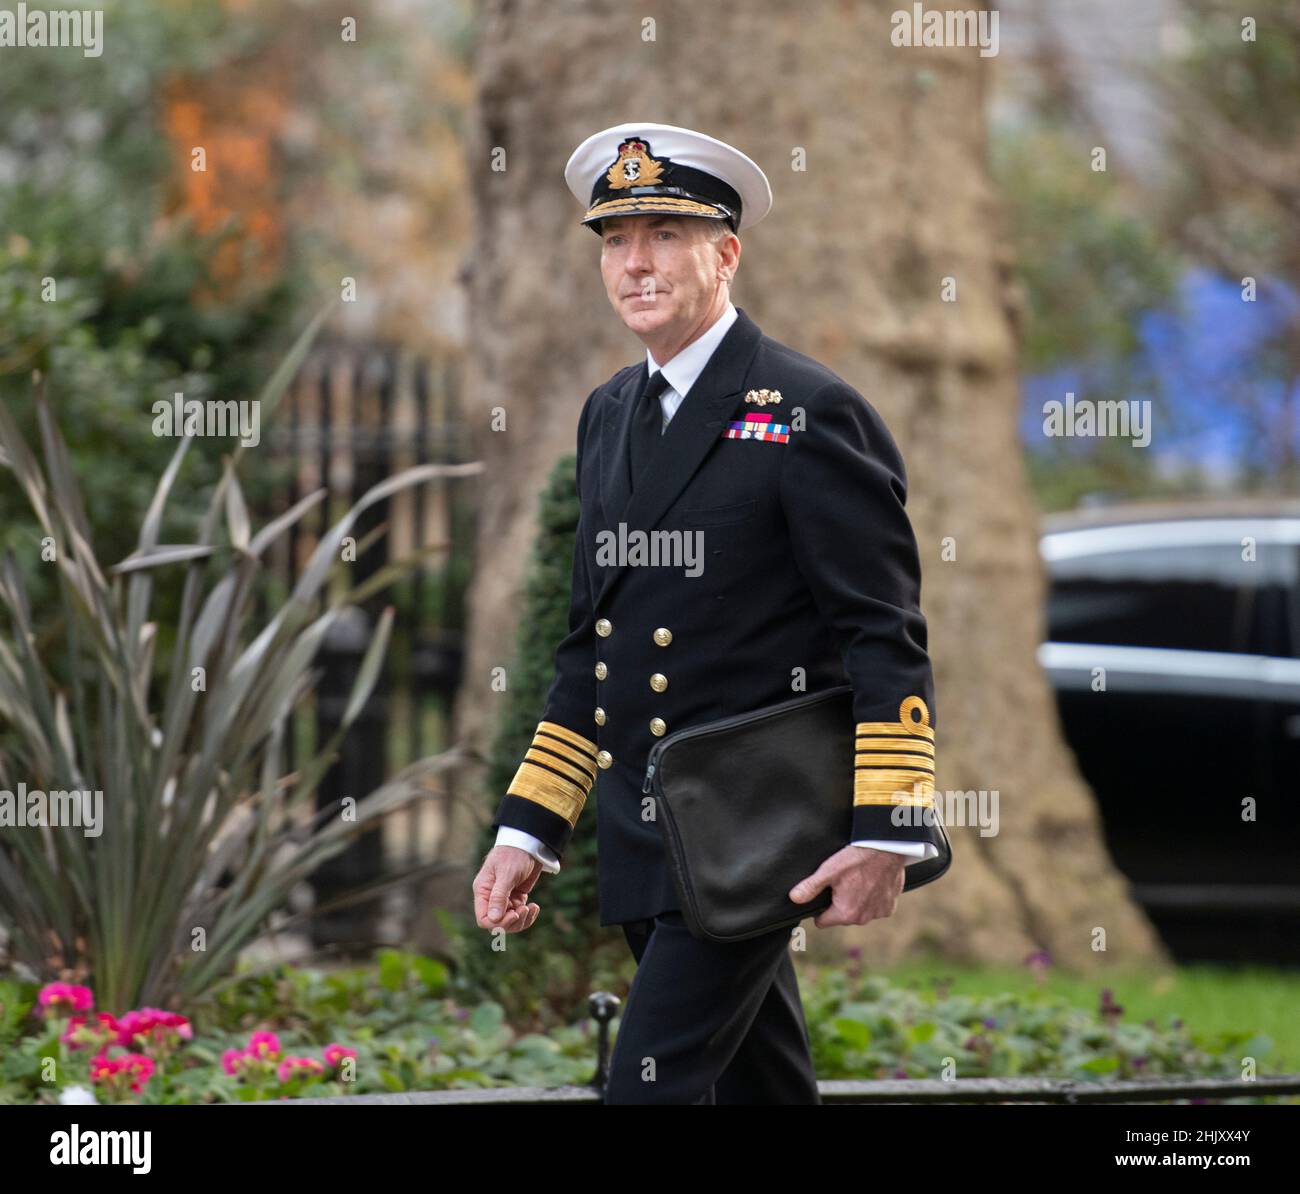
xmin=564 ymin=122 xmax=772 ymax=233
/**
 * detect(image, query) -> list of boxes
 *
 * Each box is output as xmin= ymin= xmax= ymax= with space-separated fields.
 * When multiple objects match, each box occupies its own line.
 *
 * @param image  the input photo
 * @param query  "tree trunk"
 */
xmin=422 ymin=0 xmax=1168 ymax=972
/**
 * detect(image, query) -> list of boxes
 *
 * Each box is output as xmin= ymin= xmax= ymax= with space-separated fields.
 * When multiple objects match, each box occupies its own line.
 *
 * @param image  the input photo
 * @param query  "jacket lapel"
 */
xmin=595 ymin=305 xmax=763 ymax=611
xmin=599 ymin=361 xmax=649 ymax=524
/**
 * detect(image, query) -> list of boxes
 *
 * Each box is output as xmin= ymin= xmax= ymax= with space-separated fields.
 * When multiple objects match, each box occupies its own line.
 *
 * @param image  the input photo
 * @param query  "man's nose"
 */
xmin=624 ymin=235 xmax=653 ymax=272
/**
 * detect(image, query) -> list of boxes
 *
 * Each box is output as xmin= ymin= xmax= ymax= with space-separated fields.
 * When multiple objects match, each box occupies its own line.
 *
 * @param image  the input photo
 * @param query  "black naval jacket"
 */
xmin=491 ymin=306 xmax=947 ymax=925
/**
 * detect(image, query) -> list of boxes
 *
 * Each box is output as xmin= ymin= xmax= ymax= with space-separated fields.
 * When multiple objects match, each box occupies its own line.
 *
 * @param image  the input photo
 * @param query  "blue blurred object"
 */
xmin=1022 ymin=269 xmax=1300 ymax=485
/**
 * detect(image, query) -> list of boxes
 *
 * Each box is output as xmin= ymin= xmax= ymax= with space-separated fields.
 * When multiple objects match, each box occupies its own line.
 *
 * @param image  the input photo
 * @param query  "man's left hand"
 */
xmin=788 ymin=846 xmax=907 ymax=928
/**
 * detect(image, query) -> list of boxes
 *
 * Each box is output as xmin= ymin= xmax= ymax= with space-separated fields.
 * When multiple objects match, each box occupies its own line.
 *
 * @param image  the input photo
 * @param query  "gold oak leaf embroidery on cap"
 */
xmin=606 ymin=138 xmax=665 ymax=189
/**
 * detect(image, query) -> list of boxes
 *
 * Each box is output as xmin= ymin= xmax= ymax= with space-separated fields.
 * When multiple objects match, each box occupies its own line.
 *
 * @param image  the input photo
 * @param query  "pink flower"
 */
xmin=121 ymin=1053 xmax=155 ymax=1093
xmin=115 ymin=1008 xmax=192 ymax=1047
xmin=322 ymin=1042 xmax=357 ymax=1068
xmin=246 ymin=1031 xmax=282 ymax=1061
xmin=276 ymin=1056 xmax=324 ymax=1083
xmin=114 ymin=1009 xmax=156 ymax=1042
xmin=89 ymin=1051 xmax=155 ymax=1094
xmin=222 ymin=1032 xmax=287 ymax=1081
xmin=39 ymin=982 xmax=94 ymax=1013
xmin=61 ymin=1011 xmax=122 ymax=1051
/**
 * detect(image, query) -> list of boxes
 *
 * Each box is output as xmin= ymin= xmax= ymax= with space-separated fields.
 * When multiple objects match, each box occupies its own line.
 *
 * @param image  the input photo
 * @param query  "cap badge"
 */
xmin=744 ymin=388 xmax=783 ymax=406
xmin=607 ymin=138 xmax=665 ymax=189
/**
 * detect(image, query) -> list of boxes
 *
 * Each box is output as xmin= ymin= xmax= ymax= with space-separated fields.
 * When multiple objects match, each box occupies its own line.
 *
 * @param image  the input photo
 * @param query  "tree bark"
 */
xmin=422 ymin=0 xmax=1168 ymax=972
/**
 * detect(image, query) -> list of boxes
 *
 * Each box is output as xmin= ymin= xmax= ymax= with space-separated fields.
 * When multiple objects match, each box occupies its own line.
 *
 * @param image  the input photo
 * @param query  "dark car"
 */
xmin=1039 ymin=499 xmax=1300 ymax=963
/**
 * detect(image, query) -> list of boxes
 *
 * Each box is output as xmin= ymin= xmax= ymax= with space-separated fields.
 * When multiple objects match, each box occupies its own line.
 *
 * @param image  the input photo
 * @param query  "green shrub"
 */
xmin=455 ymin=452 xmax=625 ymax=1026
xmin=0 ymin=312 xmax=464 ymax=1011
xmin=0 ymin=958 xmax=1288 ymax=1104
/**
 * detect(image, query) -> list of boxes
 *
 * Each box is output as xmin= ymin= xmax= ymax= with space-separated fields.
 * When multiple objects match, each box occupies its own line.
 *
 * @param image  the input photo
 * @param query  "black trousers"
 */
xmin=604 ymin=910 xmax=822 ymax=1105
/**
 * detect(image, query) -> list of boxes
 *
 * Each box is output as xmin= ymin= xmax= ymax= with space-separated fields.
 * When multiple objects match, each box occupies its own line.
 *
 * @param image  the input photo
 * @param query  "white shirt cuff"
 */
xmin=851 ymin=839 xmax=940 ymax=865
xmin=495 ymin=826 xmax=561 ymax=874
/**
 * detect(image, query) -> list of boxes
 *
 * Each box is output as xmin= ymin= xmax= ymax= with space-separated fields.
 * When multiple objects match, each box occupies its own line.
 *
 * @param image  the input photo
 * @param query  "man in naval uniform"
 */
xmin=472 ymin=123 xmax=949 ymax=1105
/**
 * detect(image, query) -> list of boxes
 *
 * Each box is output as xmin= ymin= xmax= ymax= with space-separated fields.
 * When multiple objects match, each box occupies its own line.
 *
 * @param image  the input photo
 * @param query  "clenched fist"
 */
xmin=472 ymin=844 xmax=545 ymax=932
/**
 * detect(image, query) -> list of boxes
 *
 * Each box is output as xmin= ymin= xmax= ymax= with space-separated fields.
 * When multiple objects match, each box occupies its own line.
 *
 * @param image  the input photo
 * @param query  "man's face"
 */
xmin=598 ymin=214 xmax=731 ymax=337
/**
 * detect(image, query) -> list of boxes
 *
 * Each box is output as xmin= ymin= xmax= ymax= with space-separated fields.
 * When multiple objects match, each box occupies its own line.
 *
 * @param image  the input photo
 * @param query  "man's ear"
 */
xmin=721 ymin=233 xmax=741 ymax=282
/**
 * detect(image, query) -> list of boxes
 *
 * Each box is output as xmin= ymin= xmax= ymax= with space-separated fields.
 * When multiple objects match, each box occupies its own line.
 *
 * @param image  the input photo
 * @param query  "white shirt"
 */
xmin=496 ymin=301 xmax=939 ymax=875
xmin=644 ymin=300 xmax=740 ymax=426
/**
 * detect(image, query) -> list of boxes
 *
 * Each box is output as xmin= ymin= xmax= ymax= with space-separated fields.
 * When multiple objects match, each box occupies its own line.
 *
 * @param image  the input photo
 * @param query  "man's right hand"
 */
xmin=472 ymin=844 xmax=544 ymax=932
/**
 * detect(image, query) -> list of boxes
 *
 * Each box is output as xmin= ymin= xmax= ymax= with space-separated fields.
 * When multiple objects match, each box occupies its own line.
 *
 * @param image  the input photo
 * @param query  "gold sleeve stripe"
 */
xmin=505 ymin=721 xmax=599 ymax=827
xmin=531 ymin=735 xmax=597 ymax=775
xmin=524 ymin=746 xmax=593 ymax=789
xmin=536 ymin=721 xmax=598 ymax=758
xmin=856 ymin=753 xmax=935 ymax=772
xmin=855 ymin=735 xmax=934 ymax=755
xmin=854 ymin=697 xmax=935 ymax=807
xmin=854 ymin=773 xmax=935 ymax=807
xmin=856 ymin=695 xmax=933 ymax=737
xmin=506 ymin=759 xmax=587 ymax=825
xmin=856 ymin=720 xmax=934 ymax=741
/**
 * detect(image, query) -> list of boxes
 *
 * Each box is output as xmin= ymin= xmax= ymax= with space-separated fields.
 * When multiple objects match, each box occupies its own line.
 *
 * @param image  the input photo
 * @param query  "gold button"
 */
xmin=596 ymin=749 xmax=613 ymax=769
xmin=650 ymin=717 xmax=667 ymax=736
xmin=595 ymin=661 xmax=607 ymax=680
xmin=596 ymin=618 xmax=612 ymax=637
xmin=650 ymin=673 xmax=668 ymax=692
xmin=594 ymin=707 xmax=606 ymax=726
xmin=653 ymin=627 xmax=673 ymax=646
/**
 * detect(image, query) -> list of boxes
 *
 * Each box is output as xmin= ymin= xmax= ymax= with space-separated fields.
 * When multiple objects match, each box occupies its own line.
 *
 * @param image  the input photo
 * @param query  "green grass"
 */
xmin=871 ymin=960 xmax=1300 ymax=1073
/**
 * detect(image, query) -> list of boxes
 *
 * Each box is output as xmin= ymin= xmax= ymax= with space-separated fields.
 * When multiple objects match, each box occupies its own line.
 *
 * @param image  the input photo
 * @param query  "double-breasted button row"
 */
xmin=595 ymin=631 xmax=607 ymax=727
xmin=592 ymin=624 xmax=674 ymax=738
xmin=650 ymin=628 xmax=671 ymax=733
xmin=594 ymin=620 xmax=670 ymax=646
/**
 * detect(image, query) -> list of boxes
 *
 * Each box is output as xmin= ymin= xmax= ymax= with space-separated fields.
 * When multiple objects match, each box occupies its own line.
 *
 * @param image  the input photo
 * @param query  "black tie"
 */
xmin=628 ymin=367 xmax=671 ymax=491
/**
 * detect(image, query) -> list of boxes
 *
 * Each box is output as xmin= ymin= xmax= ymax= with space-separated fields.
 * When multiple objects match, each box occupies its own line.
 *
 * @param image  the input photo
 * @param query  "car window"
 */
xmin=1240 ymin=581 xmax=1293 ymax=657
xmin=1043 ymin=532 xmax=1300 ymax=656
xmin=1046 ymin=572 xmax=1247 ymax=654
